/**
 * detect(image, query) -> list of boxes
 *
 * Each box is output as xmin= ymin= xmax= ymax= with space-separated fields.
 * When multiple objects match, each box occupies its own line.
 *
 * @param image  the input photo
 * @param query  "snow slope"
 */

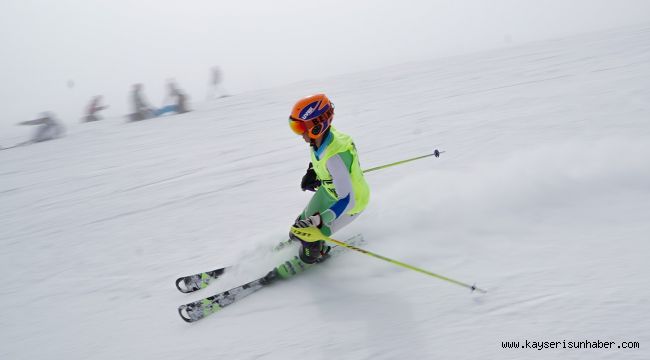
xmin=2 ymin=25 xmax=650 ymax=360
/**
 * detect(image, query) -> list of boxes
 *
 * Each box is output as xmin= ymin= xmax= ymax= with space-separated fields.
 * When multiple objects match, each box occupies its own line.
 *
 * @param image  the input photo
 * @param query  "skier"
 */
xmin=17 ymin=112 xmax=65 ymax=144
xmin=276 ymin=94 xmax=370 ymax=278
xmin=83 ymin=95 xmax=108 ymax=122
xmin=172 ymin=83 xmax=190 ymax=114
xmin=206 ymin=66 xmax=228 ymax=99
xmin=128 ymin=83 xmax=154 ymax=121
xmin=156 ymin=80 xmax=190 ymax=116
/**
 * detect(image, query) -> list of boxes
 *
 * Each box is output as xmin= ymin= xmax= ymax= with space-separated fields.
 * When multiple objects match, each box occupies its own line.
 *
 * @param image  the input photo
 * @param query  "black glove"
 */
xmin=434 ymin=149 xmax=440 ymax=158
xmin=300 ymin=163 xmax=321 ymax=192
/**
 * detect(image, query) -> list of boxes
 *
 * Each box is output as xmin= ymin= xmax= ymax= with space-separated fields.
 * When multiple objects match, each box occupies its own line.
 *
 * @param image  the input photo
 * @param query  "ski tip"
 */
xmin=178 ymin=305 xmax=194 ymax=323
xmin=175 ymin=278 xmax=192 ymax=293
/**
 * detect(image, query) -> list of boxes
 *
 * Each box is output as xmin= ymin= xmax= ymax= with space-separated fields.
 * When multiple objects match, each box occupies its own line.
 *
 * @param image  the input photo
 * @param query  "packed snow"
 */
xmin=2 ymin=25 xmax=649 ymax=359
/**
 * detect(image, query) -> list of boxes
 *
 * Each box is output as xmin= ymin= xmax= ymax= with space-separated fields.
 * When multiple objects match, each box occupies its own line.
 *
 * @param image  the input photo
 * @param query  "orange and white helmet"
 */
xmin=288 ymin=94 xmax=334 ymax=139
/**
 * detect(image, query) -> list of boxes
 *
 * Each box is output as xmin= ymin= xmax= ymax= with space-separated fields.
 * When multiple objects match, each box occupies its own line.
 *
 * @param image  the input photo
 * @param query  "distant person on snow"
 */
xmin=17 ymin=112 xmax=65 ymax=143
xmin=171 ymin=82 xmax=190 ymax=114
xmin=274 ymin=93 xmax=370 ymax=279
xmin=206 ymin=66 xmax=228 ymax=100
xmin=155 ymin=80 xmax=190 ymax=116
xmin=128 ymin=83 xmax=155 ymax=121
xmin=83 ymin=95 xmax=108 ymax=122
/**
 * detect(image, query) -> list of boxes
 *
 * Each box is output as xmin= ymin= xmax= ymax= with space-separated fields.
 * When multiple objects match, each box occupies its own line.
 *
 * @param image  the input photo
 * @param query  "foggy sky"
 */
xmin=1 ymin=0 xmax=649 ymax=126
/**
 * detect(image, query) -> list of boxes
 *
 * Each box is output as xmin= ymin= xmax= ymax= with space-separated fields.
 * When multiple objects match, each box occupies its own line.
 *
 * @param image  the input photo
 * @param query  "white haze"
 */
xmin=1 ymin=0 xmax=649 ymax=129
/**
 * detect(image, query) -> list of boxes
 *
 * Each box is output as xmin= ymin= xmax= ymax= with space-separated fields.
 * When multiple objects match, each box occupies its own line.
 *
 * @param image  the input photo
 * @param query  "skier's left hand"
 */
xmin=294 ymin=214 xmax=321 ymax=228
xmin=301 ymin=163 xmax=321 ymax=192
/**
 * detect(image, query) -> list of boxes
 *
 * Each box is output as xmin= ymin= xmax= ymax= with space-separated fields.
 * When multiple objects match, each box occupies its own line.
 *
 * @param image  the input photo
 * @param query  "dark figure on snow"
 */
xmin=83 ymin=95 xmax=108 ymax=122
xmin=206 ymin=66 xmax=228 ymax=100
xmin=17 ymin=112 xmax=65 ymax=144
xmin=128 ymin=83 xmax=155 ymax=121
xmin=155 ymin=81 xmax=190 ymax=116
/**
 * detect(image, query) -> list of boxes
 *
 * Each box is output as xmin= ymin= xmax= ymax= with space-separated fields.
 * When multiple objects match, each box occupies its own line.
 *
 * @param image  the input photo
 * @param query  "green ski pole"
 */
xmin=291 ymin=226 xmax=486 ymax=293
xmin=363 ymin=149 xmax=444 ymax=173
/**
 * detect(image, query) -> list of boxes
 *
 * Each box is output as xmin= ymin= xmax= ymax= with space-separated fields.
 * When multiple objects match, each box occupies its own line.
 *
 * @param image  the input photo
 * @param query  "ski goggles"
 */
xmin=288 ymin=107 xmax=334 ymax=135
xmin=288 ymin=117 xmax=309 ymax=135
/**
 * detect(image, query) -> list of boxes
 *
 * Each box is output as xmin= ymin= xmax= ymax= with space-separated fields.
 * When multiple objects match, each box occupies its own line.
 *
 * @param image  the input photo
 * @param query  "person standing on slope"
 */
xmin=83 ymin=95 xmax=108 ymax=122
xmin=275 ymin=94 xmax=370 ymax=278
xmin=129 ymin=83 xmax=155 ymax=121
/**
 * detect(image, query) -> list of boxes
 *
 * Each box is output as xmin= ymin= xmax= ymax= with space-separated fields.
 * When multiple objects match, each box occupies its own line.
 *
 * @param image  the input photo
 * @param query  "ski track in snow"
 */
xmin=2 ymin=25 xmax=650 ymax=360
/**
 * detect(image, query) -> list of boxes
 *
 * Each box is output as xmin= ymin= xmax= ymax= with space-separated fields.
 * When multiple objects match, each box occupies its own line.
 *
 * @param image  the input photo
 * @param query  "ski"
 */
xmin=175 ymin=267 xmax=228 ymax=293
xmin=177 ymin=234 xmax=364 ymax=323
xmin=178 ymin=270 xmax=277 ymax=322
xmin=174 ymin=238 xmax=296 ymax=293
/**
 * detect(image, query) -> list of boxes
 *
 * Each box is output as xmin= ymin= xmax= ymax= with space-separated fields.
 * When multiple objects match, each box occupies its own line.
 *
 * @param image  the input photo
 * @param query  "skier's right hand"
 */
xmin=293 ymin=214 xmax=322 ymax=229
xmin=301 ymin=163 xmax=321 ymax=192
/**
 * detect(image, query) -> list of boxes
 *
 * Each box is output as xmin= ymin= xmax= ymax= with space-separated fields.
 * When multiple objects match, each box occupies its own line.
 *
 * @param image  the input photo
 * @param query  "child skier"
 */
xmin=276 ymin=94 xmax=370 ymax=278
xmin=177 ymin=94 xmax=371 ymax=321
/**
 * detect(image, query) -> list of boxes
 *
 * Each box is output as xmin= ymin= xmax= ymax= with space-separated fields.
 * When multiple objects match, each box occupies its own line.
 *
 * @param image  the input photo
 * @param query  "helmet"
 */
xmin=288 ymin=94 xmax=334 ymax=139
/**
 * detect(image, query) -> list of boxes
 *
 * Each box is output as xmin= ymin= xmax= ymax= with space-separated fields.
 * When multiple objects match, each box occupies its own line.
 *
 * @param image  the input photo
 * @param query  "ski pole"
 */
xmin=291 ymin=227 xmax=486 ymax=293
xmin=362 ymin=149 xmax=444 ymax=173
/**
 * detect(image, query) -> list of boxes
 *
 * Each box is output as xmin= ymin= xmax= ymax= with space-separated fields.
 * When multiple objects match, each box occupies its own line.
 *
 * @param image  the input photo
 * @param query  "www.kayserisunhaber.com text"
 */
xmin=501 ymin=340 xmax=640 ymax=351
